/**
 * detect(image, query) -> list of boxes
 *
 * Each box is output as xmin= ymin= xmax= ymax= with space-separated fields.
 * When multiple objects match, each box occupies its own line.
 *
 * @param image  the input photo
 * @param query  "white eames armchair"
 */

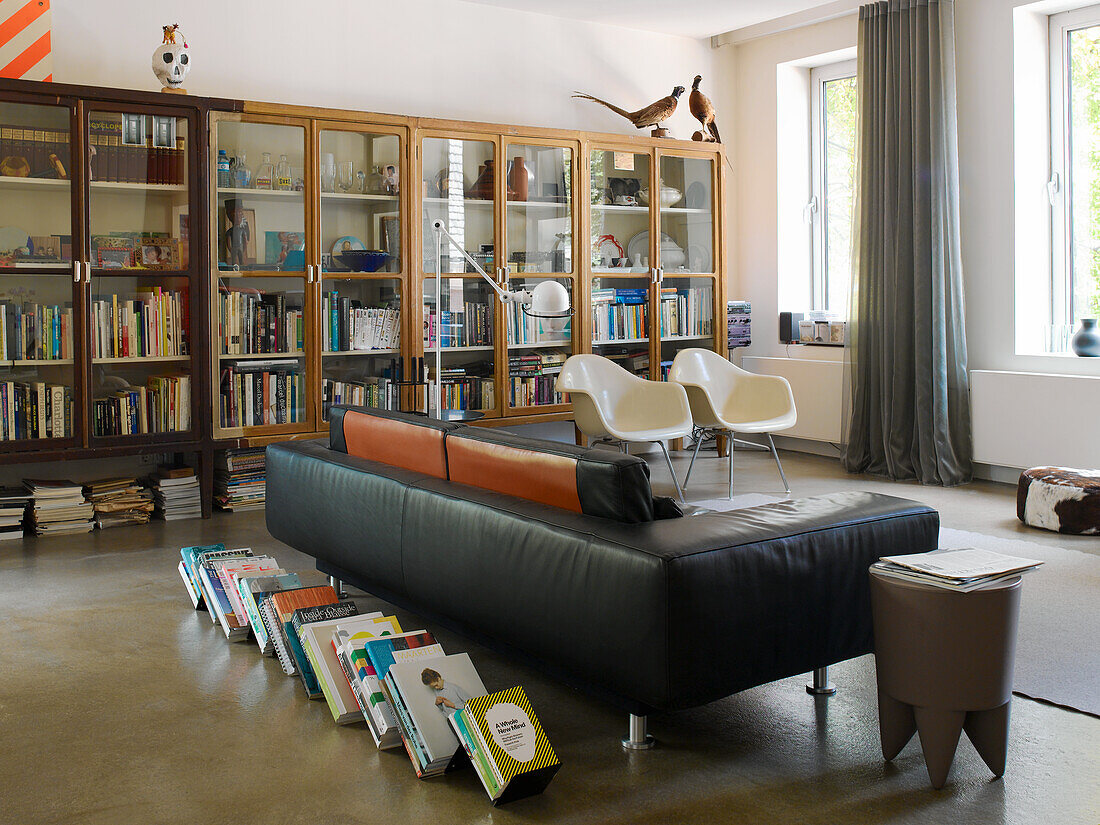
xmin=556 ymin=354 xmax=693 ymax=501
xmin=668 ymin=348 xmax=797 ymax=498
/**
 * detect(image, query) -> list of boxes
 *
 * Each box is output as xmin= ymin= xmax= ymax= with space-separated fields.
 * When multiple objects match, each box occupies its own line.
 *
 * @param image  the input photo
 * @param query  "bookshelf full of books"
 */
xmin=422 ymin=276 xmax=496 ymax=414
xmin=505 ymin=277 xmax=572 ymax=411
xmin=211 ymin=115 xmax=316 ymax=437
xmin=321 ymin=278 xmax=403 ymax=420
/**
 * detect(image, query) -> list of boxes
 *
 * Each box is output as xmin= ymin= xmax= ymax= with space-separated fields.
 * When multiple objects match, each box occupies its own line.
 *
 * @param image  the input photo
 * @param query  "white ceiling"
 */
xmin=459 ymin=0 xmax=846 ymax=39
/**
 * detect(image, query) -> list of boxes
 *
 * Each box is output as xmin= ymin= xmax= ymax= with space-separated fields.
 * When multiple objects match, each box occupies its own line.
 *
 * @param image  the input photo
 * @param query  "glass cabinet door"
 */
xmin=421 ymin=136 xmax=497 ymax=275
xmin=656 ymin=154 xmax=715 ymax=276
xmin=318 ymin=127 xmax=402 ymax=275
xmin=422 ymin=276 xmax=497 ymax=415
xmin=321 ymin=277 xmax=402 ymax=419
xmin=503 ymin=142 xmax=573 ymax=275
xmin=213 ymin=116 xmax=312 ymax=435
xmin=0 ymin=99 xmax=79 ymax=443
xmin=505 ymin=275 xmax=573 ymax=412
xmin=86 ymin=108 xmax=194 ymax=440
xmin=589 ymin=148 xmax=653 ymax=276
xmin=656 ymin=153 xmax=718 ymax=376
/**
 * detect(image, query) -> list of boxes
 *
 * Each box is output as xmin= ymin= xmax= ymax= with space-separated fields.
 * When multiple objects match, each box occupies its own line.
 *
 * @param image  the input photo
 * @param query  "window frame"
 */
xmin=809 ymin=59 xmax=857 ymax=315
xmin=1049 ymin=4 xmax=1100 ymax=330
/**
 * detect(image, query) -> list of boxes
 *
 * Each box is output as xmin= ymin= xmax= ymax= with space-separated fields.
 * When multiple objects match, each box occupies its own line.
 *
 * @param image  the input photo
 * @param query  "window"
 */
xmin=809 ymin=61 xmax=858 ymax=316
xmin=1051 ymin=6 xmax=1100 ymax=333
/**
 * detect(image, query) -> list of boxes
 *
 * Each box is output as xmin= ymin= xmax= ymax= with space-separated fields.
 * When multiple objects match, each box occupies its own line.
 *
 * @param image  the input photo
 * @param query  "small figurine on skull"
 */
xmin=152 ymin=24 xmax=191 ymax=93
xmin=224 ymin=199 xmax=250 ymax=269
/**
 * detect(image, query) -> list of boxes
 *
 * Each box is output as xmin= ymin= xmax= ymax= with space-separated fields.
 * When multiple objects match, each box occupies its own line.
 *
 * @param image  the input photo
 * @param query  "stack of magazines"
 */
xmin=873 ymin=548 xmax=1043 ymax=592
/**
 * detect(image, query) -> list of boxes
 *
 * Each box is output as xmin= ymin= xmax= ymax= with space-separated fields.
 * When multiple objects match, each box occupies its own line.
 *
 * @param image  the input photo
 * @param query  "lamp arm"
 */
xmin=431 ymin=219 xmax=528 ymax=304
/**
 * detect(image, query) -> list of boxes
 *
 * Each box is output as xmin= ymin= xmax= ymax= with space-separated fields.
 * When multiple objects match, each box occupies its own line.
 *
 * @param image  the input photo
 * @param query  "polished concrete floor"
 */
xmin=2 ymin=447 xmax=1098 ymax=825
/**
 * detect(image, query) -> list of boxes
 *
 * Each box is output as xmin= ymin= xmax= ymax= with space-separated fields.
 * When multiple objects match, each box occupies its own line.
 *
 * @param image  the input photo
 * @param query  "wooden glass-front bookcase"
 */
xmin=0 ymin=77 xmax=726 ymax=510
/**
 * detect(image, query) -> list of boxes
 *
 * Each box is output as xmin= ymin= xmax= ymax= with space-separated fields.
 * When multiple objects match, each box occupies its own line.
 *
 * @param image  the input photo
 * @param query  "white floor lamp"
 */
xmin=430 ymin=218 xmax=571 ymax=419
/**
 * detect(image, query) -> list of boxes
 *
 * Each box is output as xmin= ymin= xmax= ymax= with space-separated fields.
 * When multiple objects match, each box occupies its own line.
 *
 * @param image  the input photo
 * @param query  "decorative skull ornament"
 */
xmin=152 ymin=26 xmax=190 ymax=91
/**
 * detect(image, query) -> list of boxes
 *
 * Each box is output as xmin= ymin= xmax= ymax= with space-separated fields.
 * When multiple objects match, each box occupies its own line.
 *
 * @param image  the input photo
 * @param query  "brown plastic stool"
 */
xmin=869 ymin=568 xmax=1021 ymax=789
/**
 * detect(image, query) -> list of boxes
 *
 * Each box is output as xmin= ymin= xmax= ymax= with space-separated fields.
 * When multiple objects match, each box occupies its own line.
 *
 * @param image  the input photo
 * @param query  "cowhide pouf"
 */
xmin=1017 ymin=467 xmax=1100 ymax=535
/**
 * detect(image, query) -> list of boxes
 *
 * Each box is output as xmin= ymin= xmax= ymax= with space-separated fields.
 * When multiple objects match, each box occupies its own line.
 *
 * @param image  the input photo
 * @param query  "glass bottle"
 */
xmin=234 ymin=152 xmax=251 ymax=188
xmin=368 ymin=164 xmax=384 ymax=194
xmin=254 ymin=152 xmax=274 ymax=189
xmin=216 ymin=149 xmax=232 ymax=188
xmin=275 ymin=154 xmax=292 ymax=191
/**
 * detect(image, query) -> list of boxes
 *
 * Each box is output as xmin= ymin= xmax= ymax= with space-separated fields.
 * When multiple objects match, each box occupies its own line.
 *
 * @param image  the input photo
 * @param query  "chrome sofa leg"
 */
xmin=622 ymin=713 xmax=655 ymax=750
xmin=806 ymin=666 xmax=837 ymax=696
xmin=767 ymin=433 xmax=791 ymax=495
xmin=655 ymin=440 xmax=685 ymax=502
xmin=684 ymin=431 xmax=706 ymax=488
xmin=329 ymin=575 xmax=346 ymax=599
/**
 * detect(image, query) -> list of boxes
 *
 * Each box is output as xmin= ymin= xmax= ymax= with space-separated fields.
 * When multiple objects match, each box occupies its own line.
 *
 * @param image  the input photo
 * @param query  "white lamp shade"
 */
xmin=529 ymin=280 xmax=571 ymax=332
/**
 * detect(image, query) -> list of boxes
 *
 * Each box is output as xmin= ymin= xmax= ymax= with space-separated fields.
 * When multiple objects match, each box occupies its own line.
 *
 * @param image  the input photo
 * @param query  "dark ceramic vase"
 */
xmin=1071 ymin=318 xmax=1100 ymax=357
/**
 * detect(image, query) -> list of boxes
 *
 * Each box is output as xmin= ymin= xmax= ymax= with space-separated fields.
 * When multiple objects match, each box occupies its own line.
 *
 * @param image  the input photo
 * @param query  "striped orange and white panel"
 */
xmin=0 ymin=0 xmax=52 ymax=81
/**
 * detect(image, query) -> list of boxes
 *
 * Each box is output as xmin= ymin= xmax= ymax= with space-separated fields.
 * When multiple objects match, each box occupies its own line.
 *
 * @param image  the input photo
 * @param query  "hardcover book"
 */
xmin=297 ymin=612 xmax=386 ymax=724
xmin=266 ymin=586 xmax=340 ymax=676
xmin=387 ymin=652 xmax=487 ymax=778
xmin=289 ymin=600 xmax=360 ymax=697
xmin=363 ymin=631 xmax=444 ymax=750
xmin=334 ymin=616 xmax=405 ymax=743
xmin=459 ymin=685 xmax=560 ymax=805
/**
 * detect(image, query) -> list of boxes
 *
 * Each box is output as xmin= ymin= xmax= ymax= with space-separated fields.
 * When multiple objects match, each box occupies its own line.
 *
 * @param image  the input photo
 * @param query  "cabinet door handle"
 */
xmin=72 ymin=260 xmax=80 ymax=283
xmin=86 ymin=261 xmax=93 ymax=283
xmin=306 ymin=264 xmax=314 ymax=284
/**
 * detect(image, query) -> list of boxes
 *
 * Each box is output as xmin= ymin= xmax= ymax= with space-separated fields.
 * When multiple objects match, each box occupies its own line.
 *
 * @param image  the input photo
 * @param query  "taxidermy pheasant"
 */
xmin=689 ymin=75 xmax=720 ymax=143
xmin=572 ymin=86 xmax=685 ymax=131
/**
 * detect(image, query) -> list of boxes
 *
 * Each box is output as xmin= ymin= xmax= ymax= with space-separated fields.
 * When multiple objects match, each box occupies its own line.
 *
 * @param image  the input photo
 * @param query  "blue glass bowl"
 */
xmin=337 ymin=250 xmax=390 ymax=272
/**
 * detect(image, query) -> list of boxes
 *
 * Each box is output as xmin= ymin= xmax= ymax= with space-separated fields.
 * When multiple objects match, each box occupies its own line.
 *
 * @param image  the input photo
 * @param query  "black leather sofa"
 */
xmin=266 ymin=407 xmax=938 ymax=737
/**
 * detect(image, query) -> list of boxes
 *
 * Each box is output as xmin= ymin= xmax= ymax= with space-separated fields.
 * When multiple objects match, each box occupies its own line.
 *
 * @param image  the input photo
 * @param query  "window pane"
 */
xmin=1069 ymin=24 xmax=1100 ymax=322
xmin=823 ymin=75 xmax=858 ymax=315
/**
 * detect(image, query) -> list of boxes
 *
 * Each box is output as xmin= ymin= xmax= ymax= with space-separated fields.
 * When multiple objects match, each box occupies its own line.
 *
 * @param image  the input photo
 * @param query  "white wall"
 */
xmin=717 ymin=2 xmax=1100 ymax=471
xmin=51 ymin=0 xmax=714 ymax=137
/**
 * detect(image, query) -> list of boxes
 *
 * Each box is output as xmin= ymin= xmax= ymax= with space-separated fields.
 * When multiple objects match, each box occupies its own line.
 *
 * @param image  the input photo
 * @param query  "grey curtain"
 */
xmin=843 ymin=0 xmax=972 ymax=486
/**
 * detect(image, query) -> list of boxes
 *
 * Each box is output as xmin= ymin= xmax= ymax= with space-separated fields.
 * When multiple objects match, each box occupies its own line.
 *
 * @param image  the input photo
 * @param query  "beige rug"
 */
xmin=690 ymin=494 xmax=1100 ymax=718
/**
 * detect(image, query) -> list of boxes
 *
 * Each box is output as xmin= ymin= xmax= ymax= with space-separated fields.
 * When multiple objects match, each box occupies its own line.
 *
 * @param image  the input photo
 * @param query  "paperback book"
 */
xmin=333 ymin=616 xmax=405 ymax=743
xmin=237 ymin=573 xmax=302 ymax=654
xmin=265 ymin=586 xmax=341 ymax=676
xmin=363 ymin=631 xmax=445 ymax=753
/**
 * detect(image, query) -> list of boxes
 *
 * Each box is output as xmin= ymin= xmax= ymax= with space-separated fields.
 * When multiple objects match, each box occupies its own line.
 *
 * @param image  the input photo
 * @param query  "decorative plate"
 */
xmin=625 ymin=231 xmax=678 ymax=264
xmin=331 ymin=235 xmax=366 ymax=256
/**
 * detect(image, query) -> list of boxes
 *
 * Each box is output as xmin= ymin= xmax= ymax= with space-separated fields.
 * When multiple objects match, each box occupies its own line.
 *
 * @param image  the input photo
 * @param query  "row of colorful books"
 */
xmin=658 ymin=286 xmax=714 ymax=338
xmin=322 ymin=294 xmax=401 ymax=352
xmin=218 ymin=289 xmax=305 ymax=356
xmin=0 ymin=301 xmax=74 ymax=362
xmin=423 ymin=303 xmax=493 ymax=348
xmin=219 ymin=360 xmax=304 ymax=428
xmin=178 ymin=545 xmax=559 ymax=804
xmin=92 ymin=374 xmax=191 ymax=436
xmin=90 ymin=288 xmax=188 ymax=359
xmin=0 ymin=381 xmax=73 ymax=440
xmin=322 ymin=376 xmax=400 ymax=418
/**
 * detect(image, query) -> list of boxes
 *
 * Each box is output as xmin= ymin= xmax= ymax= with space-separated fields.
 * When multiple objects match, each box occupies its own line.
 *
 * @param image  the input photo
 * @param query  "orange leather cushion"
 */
xmin=342 ymin=410 xmax=448 ymax=479
xmin=446 ymin=437 xmax=582 ymax=513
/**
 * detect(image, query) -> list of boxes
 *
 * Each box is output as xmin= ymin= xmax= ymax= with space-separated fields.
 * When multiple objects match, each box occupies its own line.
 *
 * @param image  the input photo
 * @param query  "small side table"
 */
xmin=869 ymin=568 xmax=1022 ymax=789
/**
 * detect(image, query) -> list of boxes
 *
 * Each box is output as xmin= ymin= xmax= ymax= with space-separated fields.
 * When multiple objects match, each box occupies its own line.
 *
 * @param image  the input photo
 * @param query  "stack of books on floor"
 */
xmin=214 ymin=447 xmax=266 ymax=511
xmin=0 ymin=486 xmax=31 ymax=540
xmin=23 ymin=479 xmax=94 ymax=535
xmin=873 ymin=547 xmax=1044 ymax=592
xmin=149 ymin=467 xmax=201 ymax=521
xmin=177 ymin=544 xmax=559 ymax=805
xmin=83 ymin=476 xmax=155 ymax=529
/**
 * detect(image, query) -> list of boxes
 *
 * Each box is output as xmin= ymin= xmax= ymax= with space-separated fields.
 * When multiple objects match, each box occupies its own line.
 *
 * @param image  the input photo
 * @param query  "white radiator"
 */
xmin=970 ymin=370 xmax=1100 ymax=470
xmin=741 ymin=356 xmax=845 ymax=443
